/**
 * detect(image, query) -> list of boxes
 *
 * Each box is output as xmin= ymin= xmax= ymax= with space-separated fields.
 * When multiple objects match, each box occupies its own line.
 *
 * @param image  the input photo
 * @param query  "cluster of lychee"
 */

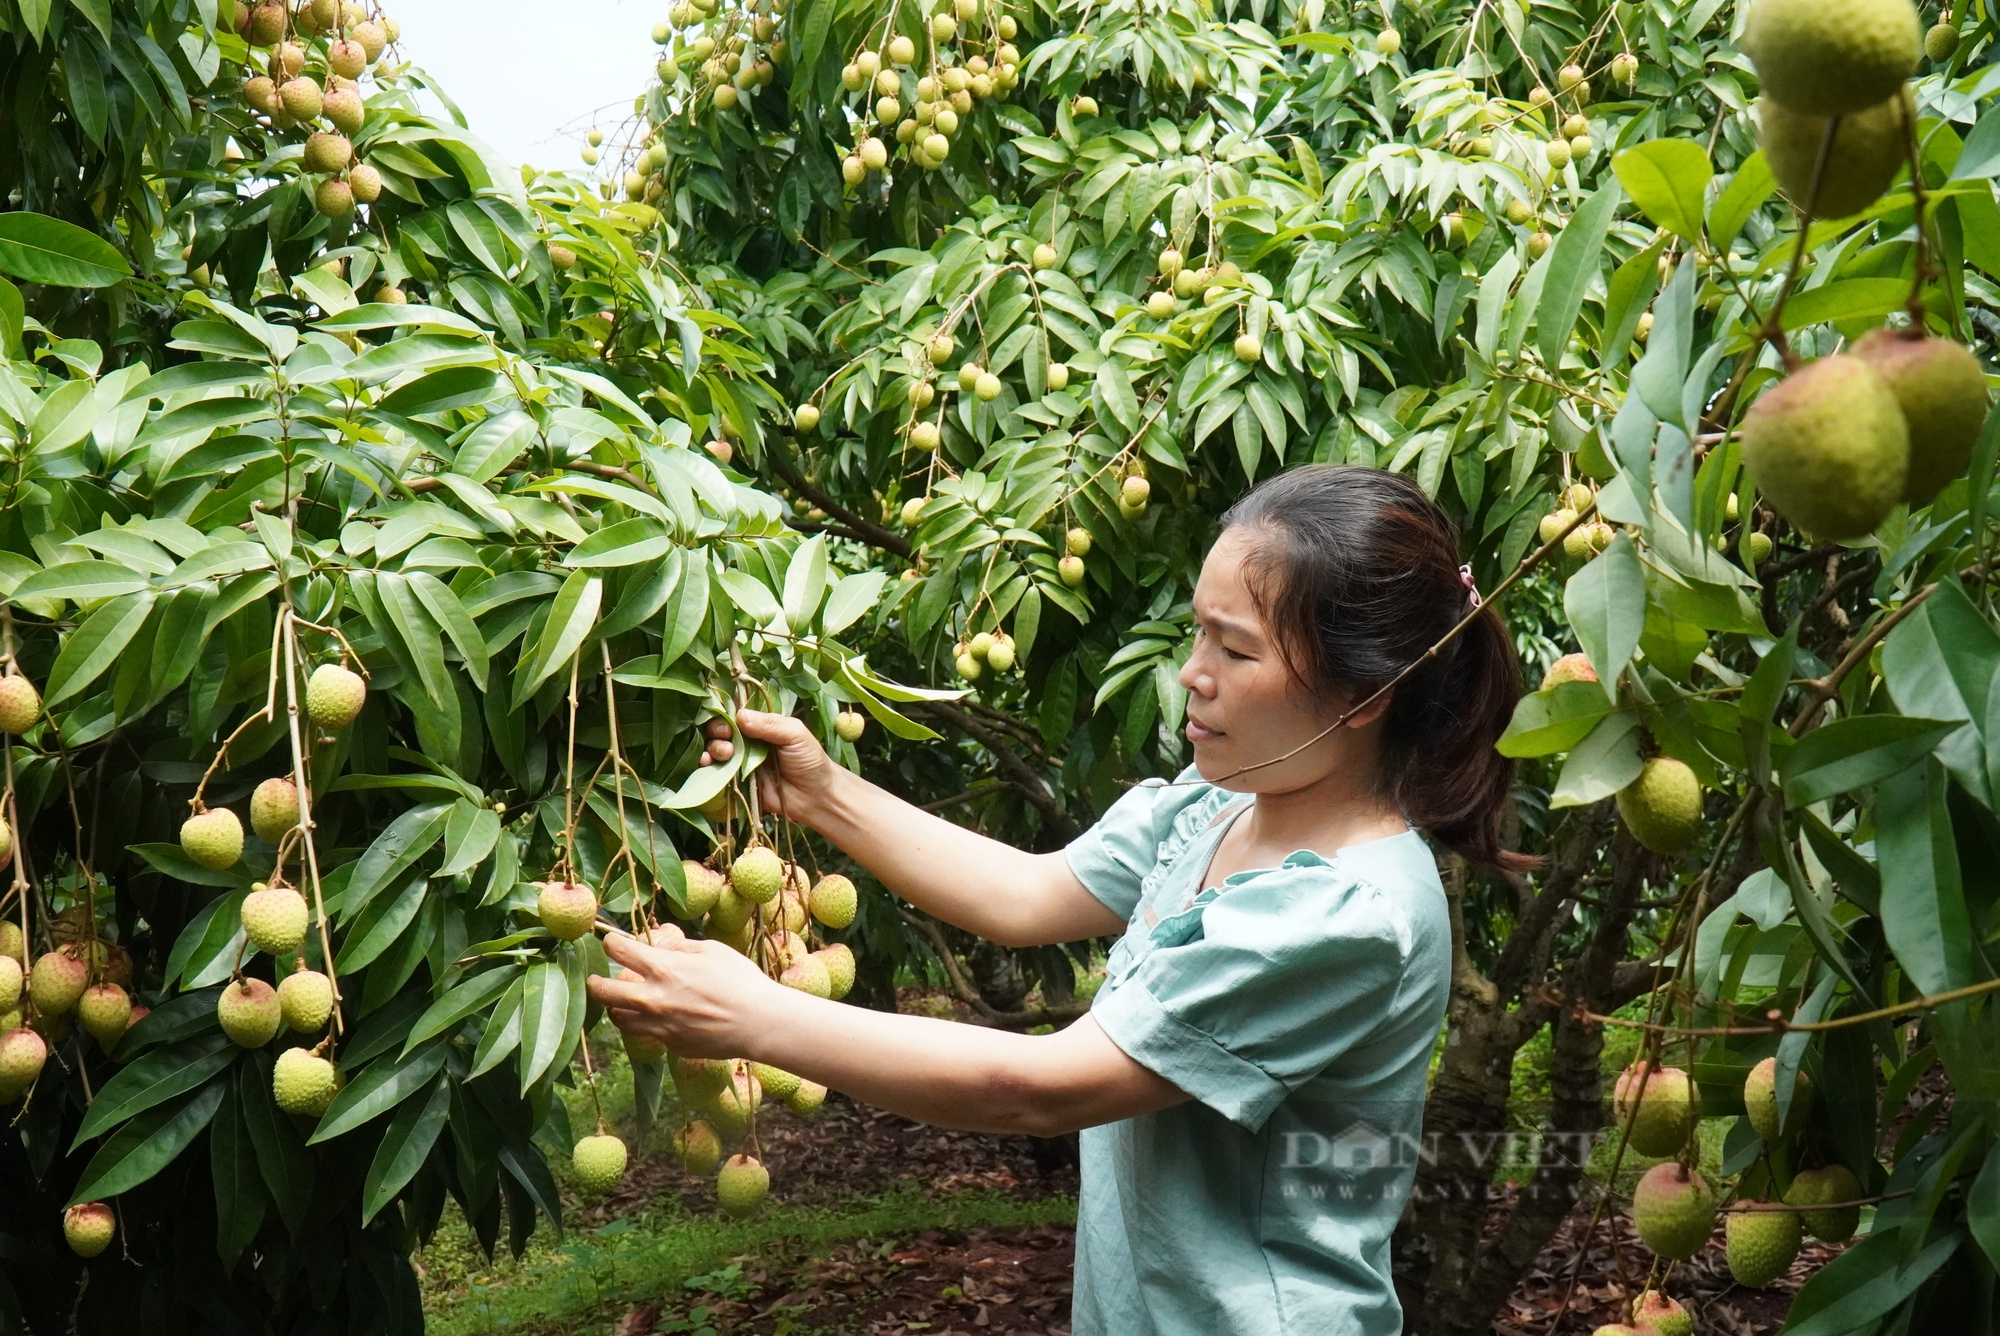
xmin=1616 ymin=1055 xmax=1861 ymax=1297
xmin=179 ymin=665 xmax=365 ymax=875
xmin=891 ymin=327 xmax=1065 ymax=456
xmin=1536 ymin=651 xmax=1706 ymax=856
xmin=654 ymin=0 xmax=784 ymax=120
xmin=227 ymin=884 xmax=343 ymax=1115
xmin=0 ymin=921 xmax=143 ymax=1106
xmin=230 ymin=0 xmax=400 ymax=218
xmin=832 ymin=0 xmax=1023 ymax=182
xmin=1537 ymin=482 xmax=1614 ymax=559
xmin=1149 ymin=246 xmax=1259 ymax=327
xmin=1733 ymin=0 xmax=1987 ymax=541
xmin=952 ymin=627 xmax=1018 ymax=683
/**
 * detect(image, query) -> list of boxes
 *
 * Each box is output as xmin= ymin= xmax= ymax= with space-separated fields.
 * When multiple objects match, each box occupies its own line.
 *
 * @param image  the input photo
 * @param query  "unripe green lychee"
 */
xmin=1032 ymin=242 xmax=1058 ymax=270
xmin=749 ymin=1062 xmax=801 ymax=1100
xmin=986 ymin=633 xmax=1016 ymax=673
xmin=1725 ymin=1202 xmax=1803 ymax=1286
xmin=348 ymin=163 xmax=383 ymax=204
xmin=250 ymin=777 xmax=301 ymax=845
xmin=808 ymin=873 xmax=857 ymax=929
xmin=537 ymin=880 xmax=598 ymax=941
xmin=780 ymin=954 xmax=833 ymax=997
xmin=1743 ymin=0 xmax=1921 ymax=117
xmin=815 ymin=944 xmax=856 ymax=999
xmin=278 ymin=967 xmax=334 ymax=1032
xmin=1616 ymin=757 xmax=1703 ymax=855
xmin=1527 ymin=230 xmax=1553 ymax=259
xmin=681 ymin=860 xmax=725 ymax=918
xmin=1630 ymin=1289 xmax=1692 ymax=1336
xmin=1373 ymin=27 xmax=1400 ymax=54
xmin=1612 ymin=1061 xmax=1701 ymax=1156
xmin=0 ymin=955 xmax=16 ymax=1010
xmin=1747 ymin=531 xmax=1774 ymax=564
xmin=1785 ymin=1163 xmax=1863 ymax=1241
xmin=1757 ymin=88 xmax=1911 ymax=221
xmin=78 ymin=984 xmax=131 ymax=1051
xmin=1505 ymin=197 xmax=1533 ymax=225
xmin=1589 ymin=1327 xmax=1643 ymax=1336
xmin=1065 ymin=527 xmax=1092 ymax=557
xmin=788 ymin=1078 xmax=828 ymax=1113
xmin=1542 ymin=507 xmax=1579 ymax=545
xmin=731 ymin=847 xmax=784 ymax=905
xmin=30 ymin=950 xmax=87 ymax=1016
xmin=0 ymin=922 xmax=22 ymax=966
xmin=279 ymin=75 xmax=323 ymax=120
xmin=242 ymin=885 xmax=310 ymax=956
xmin=218 ymin=978 xmax=282 ymax=1047
xmin=571 ymin=1133 xmax=628 ymax=1195
xmin=1927 ymin=21 xmax=1961 ymax=61
xmin=707 ymin=885 xmax=753 ymax=940
xmin=974 ymin=371 xmax=1003 ymax=400
xmin=1046 ymin=361 xmax=1070 ymax=391
xmin=1630 ymin=1163 xmax=1717 ymax=1259
xmin=834 ymin=710 xmax=866 ymax=743
xmin=710 ymin=1065 xmax=763 ymax=1135
xmin=1540 ymin=653 xmax=1597 ymax=690
xmin=306 ymin=664 xmax=367 ymax=730
xmin=0 ymin=1026 xmax=47 ymax=1098
xmin=326 ymin=37 xmax=365 ymax=78
xmin=624 ymin=1030 xmax=667 ymax=1065
xmin=273 ymin=1046 xmax=338 ymax=1115
xmin=303 ymin=131 xmax=352 ymax=173
xmin=1851 ymin=329 xmax=1989 ymax=503
xmin=716 ymin=1153 xmax=770 ymax=1215
xmin=1058 ymin=554 xmax=1086 ymax=588
xmin=1744 ymin=1056 xmax=1815 ymax=1140
xmin=181 ymin=807 xmax=244 ymax=870
xmin=64 ymin=1202 xmax=115 ymax=1258
xmin=0 ymin=675 xmax=41 ymax=734
xmin=673 ymin=1119 xmax=723 ymax=1174
xmin=1545 ymin=137 xmax=1572 ymax=169
xmin=314 ymin=177 xmax=354 ymax=217
xmin=1611 ymin=52 xmax=1640 ymax=85
xmin=1122 ymin=475 xmax=1151 ymax=509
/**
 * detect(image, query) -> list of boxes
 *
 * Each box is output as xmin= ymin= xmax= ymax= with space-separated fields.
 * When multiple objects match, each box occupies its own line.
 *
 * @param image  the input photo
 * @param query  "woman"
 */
xmin=589 ymin=465 xmax=1527 ymax=1335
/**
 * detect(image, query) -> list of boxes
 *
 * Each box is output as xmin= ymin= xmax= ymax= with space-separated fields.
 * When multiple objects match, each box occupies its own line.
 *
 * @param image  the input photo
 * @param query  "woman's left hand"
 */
xmin=586 ymin=928 xmax=777 ymax=1058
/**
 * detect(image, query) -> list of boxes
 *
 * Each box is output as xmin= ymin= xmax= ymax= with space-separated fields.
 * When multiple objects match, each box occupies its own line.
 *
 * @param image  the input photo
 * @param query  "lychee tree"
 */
xmin=577 ymin=0 xmax=2000 ymax=1327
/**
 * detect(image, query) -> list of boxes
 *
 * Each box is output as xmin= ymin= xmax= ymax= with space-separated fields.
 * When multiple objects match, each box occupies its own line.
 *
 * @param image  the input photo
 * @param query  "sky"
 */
xmin=385 ymin=0 xmax=667 ymax=171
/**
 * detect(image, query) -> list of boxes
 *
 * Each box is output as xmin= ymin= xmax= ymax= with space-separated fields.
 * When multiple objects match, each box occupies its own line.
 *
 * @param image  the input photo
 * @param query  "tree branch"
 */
xmin=898 ymin=909 xmax=1092 ymax=1030
xmin=907 ymin=700 xmax=1081 ymax=843
xmin=763 ymin=435 xmax=913 ymax=559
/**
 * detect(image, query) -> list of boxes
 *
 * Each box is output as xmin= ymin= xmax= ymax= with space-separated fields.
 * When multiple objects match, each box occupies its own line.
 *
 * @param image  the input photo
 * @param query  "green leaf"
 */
xmin=1708 ymin=152 xmax=1776 ymax=251
xmin=513 ymin=569 xmax=601 ymax=706
xmin=782 ymin=533 xmax=829 ymax=631
xmin=70 ymin=1081 xmax=227 ymax=1204
xmin=1782 ymin=1228 xmax=1961 ymax=1336
xmin=408 ymin=570 xmax=491 ymax=689
xmin=0 ymin=212 xmax=130 ymax=287
xmin=1612 ymin=140 xmax=1712 ymax=241
xmin=309 ymin=1040 xmax=448 ymax=1144
xmin=73 ymin=1033 xmax=235 ymax=1146
xmin=1781 ymin=713 xmax=1964 ymax=805
xmin=337 ymin=873 xmax=428 ymax=972
xmin=8 ymin=560 xmax=151 ymax=604
xmin=1739 ymin=619 xmax=1799 ymax=792
xmin=469 ymin=973 xmax=527 ymax=1078
xmin=1564 ymin=534 xmax=1646 ymax=702
xmin=1884 ymin=578 xmax=2000 ymax=805
xmin=361 ymin=1073 xmax=451 ymax=1225
xmin=239 ymin=1054 xmax=313 ymax=1235
xmin=337 ymin=802 xmax=451 ymax=922
xmin=823 ymin=570 xmax=887 ymax=635
xmin=1536 ymin=179 xmax=1622 ymax=370
xmin=1497 ymin=681 xmax=1618 ymax=758
xmin=403 ymin=963 xmax=520 ymax=1054
xmin=45 ymin=591 xmax=154 ymax=705
xmin=1550 ymin=710 xmax=1645 ymax=808
xmin=1777 ymin=279 xmax=1910 ymax=332
xmin=211 ymin=1068 xmax=268 ymax=1265
xmin=1876 ymin=759 xmax=1981 ymax=997
xmin=516 ymin=960 xmax=571 ymax=1093
xmin=1970 ymin=1147 xmax=2000 ymax=1270
xmin=378 ymin=366 xmax=503 ymax=417
xmin=562 ymin=517 xmax=675 ymax=568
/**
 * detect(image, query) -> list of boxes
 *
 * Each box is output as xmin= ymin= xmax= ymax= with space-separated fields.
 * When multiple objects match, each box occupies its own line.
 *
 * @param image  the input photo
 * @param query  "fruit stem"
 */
xmin=281 ymin=611 xmax=344 ymax=1037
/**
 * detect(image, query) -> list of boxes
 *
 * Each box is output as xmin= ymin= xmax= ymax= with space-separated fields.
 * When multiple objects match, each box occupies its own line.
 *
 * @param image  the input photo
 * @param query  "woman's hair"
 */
xmin=1219 ymin=465 xmax=1532 ymax=872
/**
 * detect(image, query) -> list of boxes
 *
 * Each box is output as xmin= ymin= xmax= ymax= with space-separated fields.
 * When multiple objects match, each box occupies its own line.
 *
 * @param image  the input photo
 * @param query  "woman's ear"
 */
xmin=1343 ymin=687 xmax=1394 ymax=731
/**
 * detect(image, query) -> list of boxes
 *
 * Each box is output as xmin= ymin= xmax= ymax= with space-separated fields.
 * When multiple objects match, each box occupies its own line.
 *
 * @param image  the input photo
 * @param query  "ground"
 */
xmin=418 ymin=991 xmax=1830 ymax=1335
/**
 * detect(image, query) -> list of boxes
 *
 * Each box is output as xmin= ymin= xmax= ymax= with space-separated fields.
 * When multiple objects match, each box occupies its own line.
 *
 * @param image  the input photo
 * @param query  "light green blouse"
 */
xmin=1064 ymin=769 xmax=1450 ymax=1336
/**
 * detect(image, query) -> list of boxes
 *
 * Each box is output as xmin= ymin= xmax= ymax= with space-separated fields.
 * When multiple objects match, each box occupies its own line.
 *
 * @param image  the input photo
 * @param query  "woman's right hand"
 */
xmin=736 ymin=708 xmax=843 ymax=824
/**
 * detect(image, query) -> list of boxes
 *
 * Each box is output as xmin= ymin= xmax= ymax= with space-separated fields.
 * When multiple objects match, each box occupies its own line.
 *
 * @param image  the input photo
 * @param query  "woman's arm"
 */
xmin=737 ymin=709 xmax=1126 ymax=948
xmin=591 ymin=932 xmax=1189 ymax=1136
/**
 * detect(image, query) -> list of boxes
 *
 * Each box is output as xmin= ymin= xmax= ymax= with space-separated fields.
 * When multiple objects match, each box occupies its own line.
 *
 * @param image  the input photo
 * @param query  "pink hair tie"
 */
xmin=1458 ymin=564 xmax=1482 ymax=609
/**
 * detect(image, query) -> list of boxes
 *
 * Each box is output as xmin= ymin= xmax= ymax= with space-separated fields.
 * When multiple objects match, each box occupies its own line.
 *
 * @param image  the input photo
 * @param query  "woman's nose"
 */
xmin=1178 ymin=646 xmax=1212 ymax=697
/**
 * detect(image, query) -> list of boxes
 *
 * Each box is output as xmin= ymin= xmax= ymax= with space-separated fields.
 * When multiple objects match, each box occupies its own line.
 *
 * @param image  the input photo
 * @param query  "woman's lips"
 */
xmin=1185 ymin=716 xmax=1222 ymax=743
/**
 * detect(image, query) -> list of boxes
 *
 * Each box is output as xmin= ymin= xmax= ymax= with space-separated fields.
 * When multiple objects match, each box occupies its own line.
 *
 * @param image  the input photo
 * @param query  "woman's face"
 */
xmin=1179 ymin=527 xmax=1378 ymax=794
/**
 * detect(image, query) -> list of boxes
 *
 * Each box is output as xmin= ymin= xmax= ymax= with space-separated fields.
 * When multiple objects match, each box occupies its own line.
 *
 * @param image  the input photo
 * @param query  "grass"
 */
xmin=420 ymin=1185 xmax=1077 ymax=1336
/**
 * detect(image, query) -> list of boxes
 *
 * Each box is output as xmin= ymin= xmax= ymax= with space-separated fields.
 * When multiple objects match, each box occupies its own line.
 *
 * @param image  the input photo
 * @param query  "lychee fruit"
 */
xmin=1725 ymin=1201 xmax=1803 ymax=1287
xmin=1852 ymin=329 xmax=1990 ymax=503
xmin=78 ymin=983 xmax=132 ymax=1051
xmin=1630 ymin=1163 xmax=1717 ymax=1259
xmin=623 ymin=1030 xmax=667 ymax=1064
xmin=30 ymin=950 xmax=88 ymax=1016
xmin=1613 ymin=1061 xmax=1701 ymax=1156
xmin=707 ymin=885 xmax=754 ymax=939
xmin=749 ymin=1062 xmax=801 ymax=1100
xmin=673 ymin=1119 xmax=723 ymax=1174
xmin=0 ymin=955 xmax=17 ymax=1010
xmin=63 ymin=1202 xmax=115 ymax=1258
xmin=218 ymin=977 xmax=281 ymax=1047
xmin=780 ymin=954 xmax=832 ymax=998
xmin=278 ymin=967 xmax=334 ymax=1033
xmin=1785 ymin=1163 xmax=1863 ymax=1242
xmin=0 ymin=815 xmax=10 ymax=870
xmin=0 ymin=1026 xmax=47 ymax=1098
xmin=250 ymin=777 xmax=301 ymax=845
xmin=1058 ymin=554 xmax=1086 ymax=588
xmin=710 ymin=1064 xmax=763 ymax=1135
xmin=716 ymin=1154 xmax=770 ymax=1216
xmin=730 ymin=847 xmax=784 ymax=905
xmin=273 ymin=1046 xmax=338 ymax=1115
xmin=1743 ymin=1057 xmax=1814 ymax=1140
xmin=680 ymin=860 xmax=725 ymax=918
xmin=1540 ymin=653 xmax=1597 ymax=691
xmin=352 ymin=18 xmax=387 ymax=60
xmin=314 ymin=177 xmax=354 ymax=217
xmin=278 ymin=75 xmax=323 ymax=120
xmin=834 ymin=710 xmax=866 ymax=742
xmin=303 ymin=131 xmax=352 ymax=173
xmin=241 ymin=884 xmax=310 ymax=956
xmin=1616 ymin=758 xmax=1703 ymax=856
xmin=815 ymin=944 xmax=856 ymax=1000
xmin=808 ymin=873 xmax=857 ymax=929
xmin=1757 ymin=88 xmax=1912 ymax=220
xmin=787 ymin=1079 xmax=827 ymax=1114
xmin=1741 ymin=357 xmax=1910 ymax=543
xmin=0 ymin=675 xmax=41 ymax=733
xmin=571 ymin=1133 xmax=629 ymax=1195
xmin=247 ymin=0 xmax=286 ymax=43
xmin=1927 ymin=21 xmax=1961 ymax=61
xmin=181 ymin=808 xmax=244 ymax=870
xmin=306 ymin=664 xmax=367 ymax=730
xmin=323 ymin=84 xmax=365 ymax=133
xmin=1630 ymin=1290 xmax=1692 ymax=1336
xmin=1742 ymin=0 xmax=1921 ymax=117
xmin=537 ymin=880 xmax=598 ymax=941
xmin=326 ymin=37 xmax=366 ymax=78
xmin=348 ymin=163 xmax=383 ymax=204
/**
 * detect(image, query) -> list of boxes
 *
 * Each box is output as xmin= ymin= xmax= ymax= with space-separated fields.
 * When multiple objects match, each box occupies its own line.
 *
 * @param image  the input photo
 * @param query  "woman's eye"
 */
xmin=1222 ymin=646 xmax=1249 ymax=661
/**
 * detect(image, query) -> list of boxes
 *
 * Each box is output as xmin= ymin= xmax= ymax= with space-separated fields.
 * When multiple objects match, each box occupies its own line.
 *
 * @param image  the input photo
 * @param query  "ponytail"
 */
xmin=1220 ymin=465 xmax=1532 ymax=872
